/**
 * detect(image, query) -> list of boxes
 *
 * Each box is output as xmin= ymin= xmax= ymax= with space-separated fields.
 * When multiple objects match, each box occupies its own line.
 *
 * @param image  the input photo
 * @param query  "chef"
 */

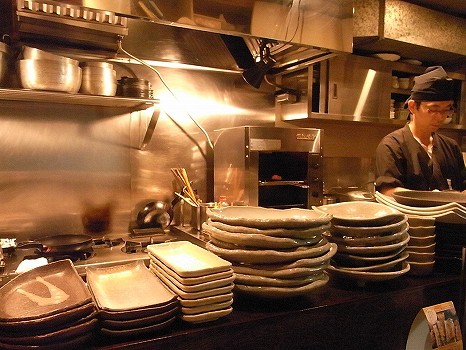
xmin=375 ymin=66 xmax=466 ymax=196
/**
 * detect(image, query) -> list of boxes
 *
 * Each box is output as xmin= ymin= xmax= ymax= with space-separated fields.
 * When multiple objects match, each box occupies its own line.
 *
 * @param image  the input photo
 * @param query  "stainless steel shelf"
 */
xmin=0 ymin=88 xmax=158 ymax=110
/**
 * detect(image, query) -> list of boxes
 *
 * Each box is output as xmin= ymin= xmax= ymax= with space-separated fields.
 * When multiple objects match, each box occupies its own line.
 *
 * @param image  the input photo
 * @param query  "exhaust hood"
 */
xmin=0 ymin=0 xmax=353 ymax=76
xmin=353 ymin=0 xmax=466 ymax=69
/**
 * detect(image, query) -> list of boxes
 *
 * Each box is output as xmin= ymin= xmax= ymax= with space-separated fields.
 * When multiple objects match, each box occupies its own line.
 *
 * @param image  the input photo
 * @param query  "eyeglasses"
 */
xmin=421 ymin=105 xmax=455 ymax=118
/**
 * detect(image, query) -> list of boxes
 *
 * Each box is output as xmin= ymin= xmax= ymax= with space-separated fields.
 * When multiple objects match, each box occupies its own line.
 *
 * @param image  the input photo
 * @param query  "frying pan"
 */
xmin=15 ymin=234 xmax=93 ymax=253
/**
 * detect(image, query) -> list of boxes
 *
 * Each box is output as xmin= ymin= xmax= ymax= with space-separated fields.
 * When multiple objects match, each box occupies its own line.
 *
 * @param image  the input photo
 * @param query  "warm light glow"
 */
xmin=111 ymin=57 xmax=240 ymax=74
xmin=353 ymin=69 xmax=376 ymax=120
xmin=158 ymin=89 xmax=250 ymax=123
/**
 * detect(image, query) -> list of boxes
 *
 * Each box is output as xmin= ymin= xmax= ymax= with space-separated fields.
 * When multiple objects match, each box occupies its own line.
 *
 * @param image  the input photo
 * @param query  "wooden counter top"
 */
xmin=94 ymin=272 xmax=460 ymax=350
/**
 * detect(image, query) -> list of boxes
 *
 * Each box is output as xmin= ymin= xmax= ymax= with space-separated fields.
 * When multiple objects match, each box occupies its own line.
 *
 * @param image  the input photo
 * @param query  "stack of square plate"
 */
xmin=204 ymin=206 xmax=335 ymax=298
xmin=147 ymin=241 xmax=234 ymax=323
xmin=313 ymin=202 xmax=411 ymax=286
xmin=86 ymin=260 xmax=179 ymax=338
xmin=0 ymin=259 xmax=98 ymax=349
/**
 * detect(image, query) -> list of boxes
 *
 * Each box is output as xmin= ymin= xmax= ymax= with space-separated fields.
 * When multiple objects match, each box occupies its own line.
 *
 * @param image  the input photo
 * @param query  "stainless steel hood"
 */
xmin=0 ymin=0 xmax=353 ymax=74
xmin=353 ymin=0 xmax=466 ymax=70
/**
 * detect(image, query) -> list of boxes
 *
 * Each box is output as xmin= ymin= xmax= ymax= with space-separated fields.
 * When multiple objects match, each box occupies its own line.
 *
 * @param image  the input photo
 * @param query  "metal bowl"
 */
xmin=21 ymin=46 xmax=79 ymax=66
xmin=17 ymin=59 xmax=82 ymax=93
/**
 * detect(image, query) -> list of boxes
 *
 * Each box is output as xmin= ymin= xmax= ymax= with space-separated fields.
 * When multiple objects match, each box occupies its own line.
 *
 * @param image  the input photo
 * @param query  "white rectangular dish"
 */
xmin=149 ymin=265 xmax=234 ymax=299
xmin=149 ymin=261 xmax=235 ymax=293
xmin=86 ymin=260 xmax=177 ymax=311
xmin=178 ymin=292 xmax=233 ymax=308
xmin=149 ymin=254 xmax=234 ymax=285
xmin=147 ymin=241 xmax=231 ymax=278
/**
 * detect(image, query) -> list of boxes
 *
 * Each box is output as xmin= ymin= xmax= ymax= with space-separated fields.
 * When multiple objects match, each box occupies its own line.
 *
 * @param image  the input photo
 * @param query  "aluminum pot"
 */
xmin=17 ymin=59 xmax=82 ymax=93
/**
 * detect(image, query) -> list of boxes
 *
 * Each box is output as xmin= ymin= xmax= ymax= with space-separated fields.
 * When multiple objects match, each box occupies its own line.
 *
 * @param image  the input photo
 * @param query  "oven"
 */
xmin=214 ymin=126 xmax=323 ymax=209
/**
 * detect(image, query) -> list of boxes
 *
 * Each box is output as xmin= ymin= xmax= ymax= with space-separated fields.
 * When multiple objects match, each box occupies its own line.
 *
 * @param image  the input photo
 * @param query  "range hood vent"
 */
xmin=353 ymin=0 xmax=466 ymax=69
xmin=1 ymin=0 xmax=353 ymax=76
xmin=0 ymin=0 xmax=129 ymax=51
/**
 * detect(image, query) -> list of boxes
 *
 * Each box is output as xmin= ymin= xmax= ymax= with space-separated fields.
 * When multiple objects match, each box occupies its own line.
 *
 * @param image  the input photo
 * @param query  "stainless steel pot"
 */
xmin=79 ymin=62 xmax=117 ymax=96
xmin=17 ymin=59 xmax=82 ymax=93
xmin=21 ymin=46 xmax=79 ymax=66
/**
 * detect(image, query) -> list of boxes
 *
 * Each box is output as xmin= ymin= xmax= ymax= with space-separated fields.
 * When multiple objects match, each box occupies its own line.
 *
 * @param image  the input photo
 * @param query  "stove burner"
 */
xmin=92 ymin=237 xmax=124 ymax=249
xmin=122 ymin=235 xmax=175 ymax=254
xmin=23 ymin=249 xmax=94 ymax=263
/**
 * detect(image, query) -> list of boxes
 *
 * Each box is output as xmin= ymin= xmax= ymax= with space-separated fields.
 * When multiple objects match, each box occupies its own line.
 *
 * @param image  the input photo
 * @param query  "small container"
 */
xmin=190 ymin=202 xmax=216 ymax=231
xmin=391 ymin=76 xmax=399 ymax=89
xmin=116 ymin=76 xmax=152 ymax=99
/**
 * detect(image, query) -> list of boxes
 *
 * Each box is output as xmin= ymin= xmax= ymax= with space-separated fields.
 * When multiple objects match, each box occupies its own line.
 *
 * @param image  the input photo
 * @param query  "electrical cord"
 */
xmin=117 ymin=37 xmax=214 ymax=151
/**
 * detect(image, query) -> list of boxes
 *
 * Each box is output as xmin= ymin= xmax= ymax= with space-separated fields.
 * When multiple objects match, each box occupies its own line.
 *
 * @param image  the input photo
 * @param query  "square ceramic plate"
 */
xmin=0 ymin=259 xmax=92 ymax=322
xmin=86 ymin=260 xmax=177 ymax=311
xmin=178 ymin=292 xmax=233 ymax=308
xmin=149 ymin=265 xmax=234 ymax=300
xmin=147 ymin=241 xmax=232 ymax=278
xmin=181 ymin=299 xmax=233 ymax=315
xmin=149 ymin=261 xmax=235 ymax=293
xmin=180 ymin=307 xmax=233 ymax=323
xmin=149 ymin=253 xmax=234 ymax=285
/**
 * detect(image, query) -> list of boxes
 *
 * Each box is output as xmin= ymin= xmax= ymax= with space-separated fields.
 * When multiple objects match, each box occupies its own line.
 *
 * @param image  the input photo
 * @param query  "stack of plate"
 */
xmin=405 ymin=216 xmax=436 ymax=276
xmin=203 ymin=206 xmax=335 ymax=298
xmin=375 ymin=191 xmax=466 ymax=225
xmin=0 ymin=259 xmax=98 ymax=349
xmin=147 ymin=241 xmax=234 ymax=323
xmin=86 ymin=260 xmax=179 ymax=338
xmin=377 ymin=191 xmax=466 ymax=272
xmin=313 ymin=202 xmax=411 ymax=286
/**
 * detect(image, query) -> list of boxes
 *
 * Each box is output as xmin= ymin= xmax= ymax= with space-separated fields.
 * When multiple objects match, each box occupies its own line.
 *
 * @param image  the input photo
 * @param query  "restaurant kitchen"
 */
xmin=0 ymin=0 xmax=465 ymax=349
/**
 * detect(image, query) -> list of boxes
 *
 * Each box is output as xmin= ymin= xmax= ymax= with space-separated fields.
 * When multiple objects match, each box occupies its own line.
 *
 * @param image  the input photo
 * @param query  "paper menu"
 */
xmin=422 ymin=301 xmax=462 ymax=349
xmin=406 ymin=301 xmax=463 ymax=350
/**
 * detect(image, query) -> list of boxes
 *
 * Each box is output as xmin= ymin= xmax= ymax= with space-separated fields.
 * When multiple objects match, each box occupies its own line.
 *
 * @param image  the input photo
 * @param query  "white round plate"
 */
xmin=205 ymin=240 xmax=333 ymax=264
xmin=232 ymin=261 xmax=329 ymax=279
xmin=202 ymin=222 xmax=321 ymax=249
xmin=234 ymin=274 xmax=329 ymax=298
xmin=235 ymin=271 xmax=325 ymax=287
xmin=331 ymin=251 xmax=408 ymax=272
xmin=327 ymin=261 xmax=410 ymax=284
xmin=207 ymin=219 xmax=330 ymax=239
xmin=330 ymin=216 xmax=408 ymax=238
xmin=313 ymin=202 xmax=405 ymax=226
xmin=335 ymin=232 xmax=410 ymax=256
xmin=324 ymin=223 xmax=408 ymax=247
xmin=207 ymin=206 xmax=332 ymax=229
xmin=334 ymin=247 xmax=406 ymax=267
